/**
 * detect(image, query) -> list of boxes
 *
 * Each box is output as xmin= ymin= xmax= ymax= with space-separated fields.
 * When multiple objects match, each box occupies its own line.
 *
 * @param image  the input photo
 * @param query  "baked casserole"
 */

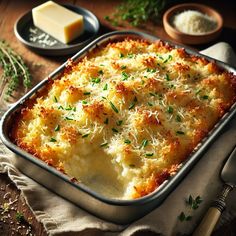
xmin=10 ymin=38 xmax=236 ymax=199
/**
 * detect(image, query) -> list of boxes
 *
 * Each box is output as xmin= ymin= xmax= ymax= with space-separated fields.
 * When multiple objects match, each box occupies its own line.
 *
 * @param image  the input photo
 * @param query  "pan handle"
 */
xmin=193 ymin=184 xmax=233 ymax=236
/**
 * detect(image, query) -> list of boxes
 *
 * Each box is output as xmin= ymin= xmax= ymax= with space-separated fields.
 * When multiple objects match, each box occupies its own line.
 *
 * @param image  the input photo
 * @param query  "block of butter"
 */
xmin=32 ymin=1 xmax=84 ymax=44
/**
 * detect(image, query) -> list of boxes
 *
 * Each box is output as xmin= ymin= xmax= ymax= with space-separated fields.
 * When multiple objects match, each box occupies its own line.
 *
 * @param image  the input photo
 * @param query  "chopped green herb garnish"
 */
xmin=176 ymin=130 xmax=185 ymax=135
xmin=129 ymin=96 xmax=137 ymax=110
xmin=100 ymin=142 xmax=108 ymax=147
xmin=98 ymin=70 xmax=104 ymax=75
xmin=129 ymin=101 xmax=135 ymax=110
xmin=120 ymin=53 xmax=124 ymax=58
xmin=147 ymin=102 xmax=153 ymax=106
xmin=147 ymin=68 xmax=156 ymax=73
xmin=58 ymin=105 xmax=64 ymax=110
xmin=91 ymin=77 xmax=101 ymax=83
xmin=195 ymin=89 xmax=202 ymax=95
xmin=178 ymin=212 xmax=185 ymax=222
xmin=82 ymin=100 xmax=88 ymax=104
xmin=140 ymin=139 xmax=148 ymax=148
xmin=185 ymin=215 xmax=192 ymax=221
xmin=167 ymin=106 xmax=174 ymax=114
xmin=116 ymin=120 xmax=123 ymax=126
xmin=145 ymin=153 xmax=154 ymax=157
xmin=178 ymin=212 xmax=192 ymax=222
xmin=82 ymin=133 xmax=90 ymax=138
xmin=50 ymin=137 xmax=57 ymax=142
xmin=122 ymin=71 xmax=129 ymax=80
xmin=65 ymin=117 xmax=74 ymax=121
xmin=104 ymin=118 xmax=109 ymax=124
xmin=109 ymin=101 xmax=119 ymax=113
xmin=83 ymin=92 xmax=91 ymax=95
xmin=176 ymin=115 xmax=182 ymax=122
xmin=53 ymin=96 xmax=58 ymax=102
xmin=158 ymin=55 xmax=164 ymax=60
xmin=65 ymin=105 xmax=73 ymax=110
xmin=121 ymin=65 xmax=127 ymax=69
xmin=202 ymin=95 xmax=209 ymax=100
xmin=187 ymin=195 xmax=203 ymax=210
xmin=103 ymin=83 xmax=108 ymax=90
xmin=124 ymin=139 xmax=131 ymax=144
xmin=15 ymin=212 xmax=25 ymax=223
xmin=168 ymin=84 xmax=175 ymax=89
xmin=104 ymin=15 xmax=110 ymax=21
xmin=127 ymin=53 xmax=134 ymax=58
xmin=54 ymin=125 xmax=60 ymax=132
xmin=165 ymin=74 xmax=170 ymax=81
xmin=149 ymin=92 xmax=156 ymax=97
xmin=112 ymin=128 xmax=118 ymax=133
xmin=163 ymin=55 xmax=172 ymax=63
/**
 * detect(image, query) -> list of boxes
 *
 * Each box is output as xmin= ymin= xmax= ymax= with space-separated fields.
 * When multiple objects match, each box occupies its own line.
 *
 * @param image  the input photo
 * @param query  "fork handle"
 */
xmin=193 ymin=184 xmax=233 ymax=236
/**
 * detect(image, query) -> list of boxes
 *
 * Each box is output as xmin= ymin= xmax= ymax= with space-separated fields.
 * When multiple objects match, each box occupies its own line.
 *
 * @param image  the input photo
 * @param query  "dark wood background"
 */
xmin=0 ymin=0 xmax=236 ymax=235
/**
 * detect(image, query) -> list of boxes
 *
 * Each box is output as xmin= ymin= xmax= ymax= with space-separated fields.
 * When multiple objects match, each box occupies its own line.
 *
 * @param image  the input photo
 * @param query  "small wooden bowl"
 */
xmin=163 ymin=3 xmax=223 ymax=45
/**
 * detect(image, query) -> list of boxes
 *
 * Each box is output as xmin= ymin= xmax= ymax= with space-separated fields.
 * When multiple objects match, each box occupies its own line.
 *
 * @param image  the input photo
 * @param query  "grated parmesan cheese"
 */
xmin=172 ymin=10 xmax=217 ymax=35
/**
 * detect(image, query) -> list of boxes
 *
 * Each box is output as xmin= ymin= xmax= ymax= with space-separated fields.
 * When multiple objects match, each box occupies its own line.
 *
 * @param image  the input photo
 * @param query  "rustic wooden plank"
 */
xmin=0 ymin=173 xmax=47 ymax=236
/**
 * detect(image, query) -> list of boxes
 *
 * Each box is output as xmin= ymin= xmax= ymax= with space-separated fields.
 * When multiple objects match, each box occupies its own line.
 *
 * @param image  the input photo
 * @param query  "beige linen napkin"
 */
xmin=1 ymin=42 xmax=236 ymax=236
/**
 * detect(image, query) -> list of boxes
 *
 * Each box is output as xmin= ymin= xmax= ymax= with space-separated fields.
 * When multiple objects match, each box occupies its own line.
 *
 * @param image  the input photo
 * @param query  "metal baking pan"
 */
xmin=1 ymin=31 xmax=236 ymax=224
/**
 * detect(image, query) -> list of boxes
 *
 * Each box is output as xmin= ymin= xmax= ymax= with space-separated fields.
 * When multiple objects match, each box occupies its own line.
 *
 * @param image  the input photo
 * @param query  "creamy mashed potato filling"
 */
xmin=11 ymin=39 xmax=236 ymax=199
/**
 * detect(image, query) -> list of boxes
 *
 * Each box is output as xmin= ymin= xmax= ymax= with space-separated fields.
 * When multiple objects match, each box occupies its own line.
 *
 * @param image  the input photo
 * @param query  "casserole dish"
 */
xmin=1 ymin=31 xmax=236 ymax=224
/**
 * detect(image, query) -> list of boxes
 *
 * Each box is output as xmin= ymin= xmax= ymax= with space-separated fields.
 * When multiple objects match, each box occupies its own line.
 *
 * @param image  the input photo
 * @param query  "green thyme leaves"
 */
xmin=0 ymin=40 xmax=32 ymax=100
xmin=145 ymin=153 xmax=154 ymax=157
xmin=176 ymin=131 xmax=185 ymax=135
xmin=178 ymin=195 xmax=203 ymax=222
xmin=124 ymin=139 xmax=131 ymax=144
xmin=129 ymin=96 xmax=138 ymax=110
xmin=50 ymin=137 xmax=57 ymax=142
xmin=15 ymin=211 xmax=25 ymax=223
xmin=176 ymin=115 xmax=182 ymax=122
xmin=187 ymin=195 xmax=203 ymax=210
xmin=140 ymin=139 xmax=148 ymax=148
xmin=100 ymin=142 xmax=108 ymax=147
xmin=104 ymin=118 xmax=109 ymax=124
xmin=109 ymin=101 xmax=119 ymax=113
xmin=112 ymin=127 xmax=119 ymax=133
xmin=116 ymin=120 xmax=123 ymax=126
xmin=91 ymin=77 xmax=101 ymax=84
xmin=83 ymin=92 xmax=91 ymax=95
xmin=103 ymin=83 xmax=108 ymax=90
xmin=178 ymin=212 xmax=192 ymax=222
xmin=122 ymin=71 xmax=129 ymax=81
xmin=167 ymin=106 xmax=173 ymax=114
xmin=82 ymin=133 xmax=90 ymax=138
xmin=54 ymin=125 xmax=60 ymax=131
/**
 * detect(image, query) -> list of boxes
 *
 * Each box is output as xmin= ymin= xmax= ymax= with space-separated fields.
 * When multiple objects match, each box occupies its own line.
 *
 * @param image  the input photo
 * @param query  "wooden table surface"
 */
xmin=0 ymin=0 xmax=236 ymax=235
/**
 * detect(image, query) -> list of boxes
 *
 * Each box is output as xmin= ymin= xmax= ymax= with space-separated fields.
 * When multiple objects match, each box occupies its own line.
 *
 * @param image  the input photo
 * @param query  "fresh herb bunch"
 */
xmin=105 ymin=0 xmax=167 ymax=27
xmin=0 ymin=40 xmax=31 ymax=100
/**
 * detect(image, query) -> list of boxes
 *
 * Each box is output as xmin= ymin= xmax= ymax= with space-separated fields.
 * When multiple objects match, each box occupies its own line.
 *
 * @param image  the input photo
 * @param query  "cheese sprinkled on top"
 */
xmin=172 ymin=10 xmax=217 ymax=35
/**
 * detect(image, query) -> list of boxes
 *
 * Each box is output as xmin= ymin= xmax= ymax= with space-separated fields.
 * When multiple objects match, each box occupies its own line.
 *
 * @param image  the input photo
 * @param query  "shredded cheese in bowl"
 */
xmin=172 ymin=10 xmax=217 ymax=35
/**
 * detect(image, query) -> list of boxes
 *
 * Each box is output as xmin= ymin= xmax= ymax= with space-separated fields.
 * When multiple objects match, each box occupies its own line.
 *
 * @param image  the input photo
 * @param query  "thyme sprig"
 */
xmin=0 ymin=40 xmax=31 ymax=100
xmin=105 ymin=0 xmax=167 ymax=27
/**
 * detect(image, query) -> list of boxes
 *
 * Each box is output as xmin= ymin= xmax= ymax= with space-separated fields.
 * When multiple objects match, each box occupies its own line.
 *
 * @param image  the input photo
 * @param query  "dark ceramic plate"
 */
xmin=14 ymin=4 xmax=100 ymax=56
